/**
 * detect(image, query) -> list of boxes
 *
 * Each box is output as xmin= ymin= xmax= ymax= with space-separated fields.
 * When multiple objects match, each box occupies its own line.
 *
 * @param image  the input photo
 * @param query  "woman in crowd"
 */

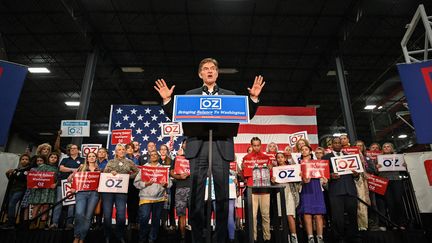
xmin=294 ymin=138 xmax=310 ymax=153
xmin=376 ymin=142 xmax=408 ymax=230
xmin=266 ymin=142 xmax=278 ymax=166
xmin=159 ymin=144 xmax=176 ymax=231
xmin=298 ymin=145 xmax=327 ymax=243
xmin=70 ymin=152 xmax=100 ymax=243
xmin=135 ymin=150 xmax=170 ymax=243
xmin=356 ymin=140 xmax=380 ymax=231
xmin=125 ymin=143 xmax=140 ymax=229
xmin=21 ymin=143 xmax=53 ymax=227
xmin=271 ymin=152 xmax=300 ymax=243
xmin=283 ymin=145 xmax=295 ymax=164
xmin=28 ymin=153 xmax=59 ymax=229
xmin=2 ymin=154 xmax=31 ymax=229
xmin=169 ymin=140 xmax=190 ymax=242
xmin=103 ymin=144 xmax=139 ymax=243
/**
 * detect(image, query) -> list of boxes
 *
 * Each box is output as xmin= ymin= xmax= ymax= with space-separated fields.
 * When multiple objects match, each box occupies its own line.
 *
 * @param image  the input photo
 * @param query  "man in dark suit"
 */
xmin=154 ymin=58 xmax=265 ymax=243
xmin=322 ymin=137 xmax=360 ymax=243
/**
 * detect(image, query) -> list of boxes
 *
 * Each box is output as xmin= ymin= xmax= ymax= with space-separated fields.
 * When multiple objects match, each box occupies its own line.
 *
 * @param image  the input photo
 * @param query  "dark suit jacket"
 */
xmin=322 ymin=152 xmax=358 ymax=196
xmin=162 ymin=87 xmax=258 ymax=161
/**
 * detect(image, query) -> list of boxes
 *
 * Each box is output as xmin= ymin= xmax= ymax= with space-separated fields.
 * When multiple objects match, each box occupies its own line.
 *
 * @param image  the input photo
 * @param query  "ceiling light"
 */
xmin=121 ymin=67 xmax=144 ymax=73
xmin=140 ymin=101 xmax=159 ymax=105
xmin=398 ymin=134 xmax=408 ymax=139
xmin=364 ymin=105 xmax=376 ymax=110
xmin=28 ymin=67 xmax=50 ymax=73
xmin=218 ymin=68 xmax=239 ymax=74
xmin=377 ymin=106 xmax=383 ymax=110
xmin=39 ymin=132 xmax=54 ymax=136
xmin=98 ymin=130 xmax=110 ymax=135
xmin=65 ymin=101 xmax=80 ymax=106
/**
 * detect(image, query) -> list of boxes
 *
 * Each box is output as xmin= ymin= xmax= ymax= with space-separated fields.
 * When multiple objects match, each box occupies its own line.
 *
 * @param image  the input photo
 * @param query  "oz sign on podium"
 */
xmin=173 ymin=95 xmax=250 ymax=123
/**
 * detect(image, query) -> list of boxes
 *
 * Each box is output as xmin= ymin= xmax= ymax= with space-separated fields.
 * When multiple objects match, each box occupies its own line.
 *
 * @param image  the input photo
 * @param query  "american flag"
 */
xmin=107 ymin=105 xmax=185 ymax=157
xmin=234 ymin=106 xmax=318 ymax=161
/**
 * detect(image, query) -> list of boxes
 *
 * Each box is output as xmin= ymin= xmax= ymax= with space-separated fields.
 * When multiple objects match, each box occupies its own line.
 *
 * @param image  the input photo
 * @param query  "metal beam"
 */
xmin=335 ymin=55 xmax=357 ymax=143
xmin=71 ymin=48 xmax=98 ymax=146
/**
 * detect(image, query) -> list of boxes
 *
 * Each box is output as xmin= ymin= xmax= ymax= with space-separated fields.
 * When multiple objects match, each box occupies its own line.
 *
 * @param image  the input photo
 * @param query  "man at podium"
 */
xmin=154 ymin=58 xmax=265 ymax=243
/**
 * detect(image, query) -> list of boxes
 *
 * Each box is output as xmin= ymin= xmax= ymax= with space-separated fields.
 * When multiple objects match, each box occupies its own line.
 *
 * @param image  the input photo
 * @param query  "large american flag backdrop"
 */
xmin=107 ymin=105 xmax=318 ymax=159
xmin=234 ymin=106 xmax=318 ymax=162
xmin=107 ymin=105 xmax=185 ymax=157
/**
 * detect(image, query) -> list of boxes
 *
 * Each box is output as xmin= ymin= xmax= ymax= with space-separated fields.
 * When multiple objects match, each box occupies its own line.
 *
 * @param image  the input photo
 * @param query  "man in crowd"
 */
xmin=322 ymin=137 xmax=360 ymax=243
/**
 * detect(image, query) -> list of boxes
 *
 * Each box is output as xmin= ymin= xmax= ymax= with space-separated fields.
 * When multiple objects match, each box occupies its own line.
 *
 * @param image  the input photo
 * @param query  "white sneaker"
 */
xmin=290 ymin=235 xmax=298 ymax=243
xmin=308 ymin=237 xmax=316 ymax=243
xmin=317 ymin=236 xmax=324 ymax=243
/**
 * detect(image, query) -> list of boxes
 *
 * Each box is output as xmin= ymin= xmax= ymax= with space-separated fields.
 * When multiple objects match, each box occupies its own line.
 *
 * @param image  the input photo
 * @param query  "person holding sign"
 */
xmin=322 ymin=137 xmax=360 ymax=243
xmin=154 ymin=58 xmax=264 ymax=243
xmin=2 ymin=154 xmax=31 ymax=229
xmin=28 ymin=154 xmax=59 ymax=229
xmin=102 ymin=144 xmax=139 ymax=243
xmin=376 ymin=142 xmax=408 ymax=230
xmin=240 ymin=137 xmax=272 ymax=243
xmin=52 ymin=144 xmax=84 ymax=230
xmin=69 ymin=152 xmax=100 ymax=243
xmin=134 ymin=150 xmax=170 ymax=243
xmin=298 ymin=145 xmax=327 ymax=243
xmin=170 ymin=141 xmax=191 ymax=242
xmin=271 ymin=152 xmax=300 ymax=243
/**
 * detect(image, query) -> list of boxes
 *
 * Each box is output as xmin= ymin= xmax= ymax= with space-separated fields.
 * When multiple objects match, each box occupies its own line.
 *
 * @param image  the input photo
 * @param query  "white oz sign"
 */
xmin=272 ymin=164 xmax=302 ymax=183
xmin=330 ymin=154 xmax=364 ymax=175
xmin=161 ymin=123 xmax=183 ymax=137
xmin=377 ymin=154 xmax=406 ymax=172
xmin=97 ymin=173 xmax=130 ymax=193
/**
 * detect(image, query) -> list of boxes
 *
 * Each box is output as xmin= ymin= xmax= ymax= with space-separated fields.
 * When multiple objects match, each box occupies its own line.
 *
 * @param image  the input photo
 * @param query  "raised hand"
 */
xmin=247 ymin=75 xmax=265 ymax=99
xmin=154 ymin=79 xmax=175 ymax=102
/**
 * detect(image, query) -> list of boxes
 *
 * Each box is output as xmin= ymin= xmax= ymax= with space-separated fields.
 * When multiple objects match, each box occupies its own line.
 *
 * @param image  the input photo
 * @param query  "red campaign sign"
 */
xmin=141 ymin=166 xmax=169 ymax=184
xmin=301 ymin=160 xmax=330 ymax=179
xmin=27 ymin=171 xmax=56 ymax=189
xmin=242 ymin=153 xmax=270 ymax=177
xmin=342 ymin=147 xmax=360 ymax=155
xmin=174 ymin=156 xmax=190 ymax=175
xmin=111 ymin=129 xmax=132 ymax=145
xmin=229 ymin=161 xmax=237 ymax=172
xmin=367 ymin=174 xmax=389 ymax=195
xmin=72 ymin=172 xmax=101 ymax=191
xmin=366 ymin=150 xmax=382 ymax=160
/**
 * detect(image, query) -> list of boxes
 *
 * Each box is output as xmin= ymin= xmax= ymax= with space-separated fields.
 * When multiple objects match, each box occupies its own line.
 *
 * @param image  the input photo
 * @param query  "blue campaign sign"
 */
xmin=397 ymin=60 xmax=432 ymax=144
xmin=0 ymin=60 xmax=28 ymax=146
xmin=173 ymin=95 xmax=250 ymax=123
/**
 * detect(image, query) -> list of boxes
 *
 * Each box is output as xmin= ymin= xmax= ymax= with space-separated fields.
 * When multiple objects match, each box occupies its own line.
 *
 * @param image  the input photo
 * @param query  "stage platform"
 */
xmin=1 ymin=227 xmax=430 ymax=243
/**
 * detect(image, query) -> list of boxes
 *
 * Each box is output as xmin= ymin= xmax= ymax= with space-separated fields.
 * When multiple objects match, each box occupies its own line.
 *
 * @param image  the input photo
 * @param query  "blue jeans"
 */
xmin=7 ymin=191 xmax=24 ymax=225
xmin=139 ymin=202 xmax=164 ymax=241
xmin=74 ymin=191 xmax=99 ymax=240
xmin=102 ymin=193 xmax=127 ymax=240
xmin=52 ymin=186 xmax=75 ymax=225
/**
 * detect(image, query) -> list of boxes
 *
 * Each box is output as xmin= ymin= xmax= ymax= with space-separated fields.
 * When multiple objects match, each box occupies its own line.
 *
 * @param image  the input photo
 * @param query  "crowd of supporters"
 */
xmin=1 ymin=131 xmax=411 ymax=243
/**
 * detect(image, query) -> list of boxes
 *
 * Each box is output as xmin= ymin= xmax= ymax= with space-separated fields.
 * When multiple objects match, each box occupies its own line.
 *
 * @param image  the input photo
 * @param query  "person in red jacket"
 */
xmin=240 ymin=137 xmax=272 ymax=243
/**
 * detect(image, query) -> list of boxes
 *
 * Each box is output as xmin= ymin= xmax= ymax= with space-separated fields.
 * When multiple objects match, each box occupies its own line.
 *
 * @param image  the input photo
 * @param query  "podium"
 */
xmin=172 ymin=95 xmax=250 ymax=243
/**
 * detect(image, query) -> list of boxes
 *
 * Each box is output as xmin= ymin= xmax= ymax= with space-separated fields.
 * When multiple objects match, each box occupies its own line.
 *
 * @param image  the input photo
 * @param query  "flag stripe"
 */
xmin=234 ymin=134 xmax=318 ymax=144
xmin=250 ymin=115 xmax=317 ymax=125
xmin=255 ymin=106 xmax=316 ymax=116
xmin=237 ymin=124 xmax=318 ymax=134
